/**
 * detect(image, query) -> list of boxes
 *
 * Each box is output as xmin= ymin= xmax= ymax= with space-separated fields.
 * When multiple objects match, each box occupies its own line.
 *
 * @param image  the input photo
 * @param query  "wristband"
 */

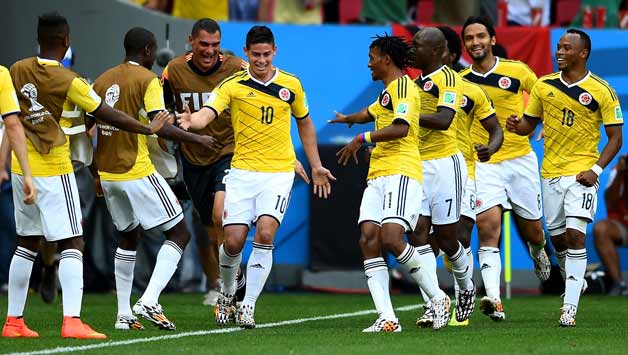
xmin=591 ymin=164 xmax=603 ymax=176
xmin=357 ymin=132 xmax=365 ymax=143
xmin=364 ymin=131 xmax=372 ymax=143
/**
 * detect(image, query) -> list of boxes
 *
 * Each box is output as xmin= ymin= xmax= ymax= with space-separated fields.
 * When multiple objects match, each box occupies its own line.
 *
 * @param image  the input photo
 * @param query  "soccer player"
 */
xmin=92 ymin=27 xmax=218 ymax=331
xmin=2 ymin=12 xmax=168 ymax=339
xmin=330 ymin=34 xmax=445 ymax=332
xmin=460 ymin=16 xmax=551 ymax=321
xmin=179 ymin=25 xmax=334 ymax=328
xmin=507 ymin=29 xmax=623 ymax=326
xmin=410 ymin=27 xmax=474 ymax=326
xmin=162 ymin=18 xmax=248 ymax=306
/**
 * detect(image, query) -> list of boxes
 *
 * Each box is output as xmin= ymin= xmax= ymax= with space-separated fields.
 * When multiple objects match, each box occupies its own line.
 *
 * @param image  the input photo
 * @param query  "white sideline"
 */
xmin=6 ymin=304 xmax=421 ymax=355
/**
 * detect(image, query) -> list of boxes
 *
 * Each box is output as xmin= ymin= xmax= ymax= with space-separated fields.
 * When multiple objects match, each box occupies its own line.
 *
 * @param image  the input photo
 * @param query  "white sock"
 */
xmin=411 ymin=245 xmax=444 ymax=300
xmin=219 ymin=244 xmax=242 ymax=296
xmin=449 ymin=242 xmax=473 ymax=290
xmin=453 ymin=247 xmax=474 ymax=303
xmin=140 ymin=240 xmax=182 ymax=306
xmin=7 ymin=247 xmax=37 ymax=317
xmin=528 ymin=235 xmax=546 ymax=259
xmin=114 ymin=248 xmax=136 ymax=317
xmin=478 ymin=247 xmax=501 ymax=300
xmin=59 ymin=249 xmax=84 ymax=317
xmin=556 ymin=249 xmax=567 ymax=280
xmin=564 ymin=248 xmax=587 ymax=308
xmin=364 ymin=257 xmax=395 ymax=320
xmin=242 ymin=243 xmax=274 ymax=310
xmin=420 ymin=288 xmax=432 ymax=308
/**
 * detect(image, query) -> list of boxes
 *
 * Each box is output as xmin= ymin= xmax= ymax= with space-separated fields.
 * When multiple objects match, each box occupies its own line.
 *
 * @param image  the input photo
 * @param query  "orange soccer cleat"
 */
xmin=61 ymin=317 xmax=107 ymax=339
xmin=2 ymin=316 xmax=39 ymax=338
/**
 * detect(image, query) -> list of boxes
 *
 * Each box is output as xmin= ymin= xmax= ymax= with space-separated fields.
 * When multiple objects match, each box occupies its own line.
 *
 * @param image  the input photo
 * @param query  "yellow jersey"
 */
xmin=415 ymin=65 xmax=463 ymax=160
xmin=0 ymin=65 xmax=20 ymax=120
xmin=204 ymin=68 xmax=308 ymax=173
xmin=367 ymin=75 xmax=422 ymax=182
xmin=11 ymin=58 xmax=101 ymax=176
xmin=460 ymin=57 xmax=537 ymax=163
xmin=524 ymin=71 xmax=623 ymax=178
xmin=456 ymin=79 xmax=496 ymax=180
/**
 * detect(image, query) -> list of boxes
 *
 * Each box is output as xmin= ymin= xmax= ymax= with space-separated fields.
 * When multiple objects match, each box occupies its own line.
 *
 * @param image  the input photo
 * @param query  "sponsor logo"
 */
xmin=423 ymin=81 xmax=433 ymax=91
xmin=247 ymin=91 xmax=255 ymax=97
xmin=480 ymin=264 xmax=490 ymax=270
xmin=498 ymin=76 xmax=512 ymax=89
xmin=548 ymin=92 xmax=554 ymax=97
xmin=250 ymin=263 xmax=264 ymax=269
xmin=443 ymin=91 xmax=457 ymax=105
xmin=615 ymin=106 xmax=623 ymax=121
xmin=105 ymin=84 xmax=120 ymax=107
xmin=579 ymin=92 xmax=592 ymax=105
xmin=396 ymin=102 xmax=408 ymax=115
xmin=279 ymin=88 xmax=291 ymax=101
xmin=381 ymin=92 xmax=390 ymax=106
xmin=20 ymin=83 xmax=44 ymax=111
xmin=409 ymin=267 xmax=420 ymax=274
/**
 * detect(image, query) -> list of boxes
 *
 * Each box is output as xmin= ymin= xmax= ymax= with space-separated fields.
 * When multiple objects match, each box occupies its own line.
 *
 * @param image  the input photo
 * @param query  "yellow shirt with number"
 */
xmin=367 ymin=75 xmax=422 ymax=183
xmin=204 ymin=68 xmax=308 ymax=173
xmin=525 ymin=71 xmax=623 ymax=178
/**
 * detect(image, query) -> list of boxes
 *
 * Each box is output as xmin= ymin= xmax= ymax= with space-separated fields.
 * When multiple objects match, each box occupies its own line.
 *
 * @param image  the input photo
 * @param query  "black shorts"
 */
xmin=180 ymin=153 xmax=232 ymax=226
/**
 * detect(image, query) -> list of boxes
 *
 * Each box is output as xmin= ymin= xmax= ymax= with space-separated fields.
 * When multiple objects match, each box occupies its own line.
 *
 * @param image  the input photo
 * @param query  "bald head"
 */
xmin=416 ymin=28 xmax=445 ymax=55
xmin=412 ymin=27 xmax=446 ymax=70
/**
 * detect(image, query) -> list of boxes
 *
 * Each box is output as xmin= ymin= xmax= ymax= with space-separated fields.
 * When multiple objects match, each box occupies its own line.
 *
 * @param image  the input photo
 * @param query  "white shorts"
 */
xmin=101 ymin=173 xmax=183 ymax=232
xmin=358 ymin=175 xmax=422 ymax=232
xmin=420 ymin=152 xmax=467 ymax=225
xmin=542 ymin=176 xmax=598 ymax=236
xmin=223 ymin=167 xmax=294 ymax=227
xmin=12 ymin=173 xmax=82 ymax=241
xmin=475 ymin=150 xmax=543 ymax=220
xmin=460 ymin=178 xmax=477 ymax=222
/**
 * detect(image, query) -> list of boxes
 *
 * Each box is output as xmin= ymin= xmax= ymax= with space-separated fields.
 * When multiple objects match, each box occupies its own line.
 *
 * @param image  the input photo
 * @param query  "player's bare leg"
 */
xmin=593 ymin=220 xmax=627 ymax=294
xmin=39 ymin=241 xmax=57 ymax=304
xmin=476 ymin=206 xmax=505 ymax=321
xmin=113 ymin=230 xmax=144 ymax=330
xmin=514 ymin=214 xmax=551 ymax=281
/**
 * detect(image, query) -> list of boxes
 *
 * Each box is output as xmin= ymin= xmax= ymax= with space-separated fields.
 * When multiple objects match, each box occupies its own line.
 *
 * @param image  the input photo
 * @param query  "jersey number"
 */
xmin=275 ymin=195 xmax=287 ymax=213
xmin=581 ymin=193 xmax=594 ymax=210
xmin=260 ymin=106 xmax=274 ymax=124
xmin=561 ymin=108 xmax=575 ymax=127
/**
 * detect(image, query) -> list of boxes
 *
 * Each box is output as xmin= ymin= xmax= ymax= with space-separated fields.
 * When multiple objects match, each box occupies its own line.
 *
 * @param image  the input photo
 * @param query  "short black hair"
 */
xmin=566 ymin=28 xmax=591 ymax=59
xmin=191 ymin=18 xmax=221 ymax=38
xmin=438 ymin=26 xmax=462 ymax=65
xmin=492 ymin=43 xmax=508 ymax=59
xmin=246 ymin=26 xmax=275 ymax=48
xmin=461 ymin=16 xmax=496 ymax=38
xmin=37 ymin=11 xmax=69 ymax=46
xmin=124 ymin=27 xmax=156 ymax=55
xmin=370 ymin=34 xmax=413 ymax=69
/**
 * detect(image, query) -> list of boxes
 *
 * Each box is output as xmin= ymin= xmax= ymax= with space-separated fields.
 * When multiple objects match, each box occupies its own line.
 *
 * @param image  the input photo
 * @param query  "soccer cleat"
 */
xmin=362 ymin=318 xmax=401 ymax=333
xmin=237 ymin=304 xmax=256 ymax=329
xmin=415 ymin=305 xmax=434 ymax=328
xmin=559 ymin=304 xmax=577 ymax=327
xmin=448 ymin=308 xmax=469 ymax=326
xmin=431 ymin=295 xmax=451 ymax=330
xmin=61 ymin=317 xmax=107 ymax=339
xmin=529 ymin=244 xmax=551 ymax=282
xmin=133 ymin=300 xmax=175 ymax=330
xmin=214 ymin=293 xmax=236 ymax=326
xmin=479 ymin=296 xmax=506 ymax=321
xmin=40 ymin=265 xmax=58 ymax=304
xmin=455 ymin=284 xmax=476 ymax=322
xmin=2 ymin=317 xmax=39 ymax=338
xmin=202 ymin=289 xmax=220 ymax=306
xmin=114 ymin=315 xmax=144 ymax=330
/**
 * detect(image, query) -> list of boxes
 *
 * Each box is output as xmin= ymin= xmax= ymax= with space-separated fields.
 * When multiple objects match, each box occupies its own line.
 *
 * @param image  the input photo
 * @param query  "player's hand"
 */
xmin=149 ymin=110 xmax=170 ymax=134
xmin=475 ymin=144 xmax=491 ymax=162
xmin=311 ymin=165 xmax=336 ymax=199
xmin=198 ymin=135 xmax=218 ymax=151
xmin=535 ymin=126 xmax=545 ymax=141
xmin=328 ymin=111 xmax=354 ymax=128
xmin=505 ymin=114 xmax=520 ymax=133
xmin=93 ymin=175 xmax=104 ymax=197
xmin=576 ymin=170 xmax=598 ymax=187
xmin=177 ymin=105 xmax=192 ymax=131
xmin=22 ymin=175 xmax=37 ymax=205
xmin=336 ymin=137 xmax=362 ymax=166
xmin=294 ymin=159 xmax=310 ymax=184
xmin=0 ymin=169 xmax=8 ymax=185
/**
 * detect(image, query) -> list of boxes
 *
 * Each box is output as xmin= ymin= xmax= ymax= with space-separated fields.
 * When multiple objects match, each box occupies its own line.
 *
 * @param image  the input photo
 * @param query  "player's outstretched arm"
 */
xmin=337 ymin=121 xmax=409 ymax=166
xmin=577 ymin=125 xmax=623 ymax=187
xmin=505 ymin=114 xmax=538 ymax=136
xmin=296 ymin=115 xmax=336 ymax=199
xmin=419 ymin=107 xmax=455 ymax=130
xmin=475 ymin=114 xmax=503 ymax=162
xmin=150 ymin=111 xmax=217 ymax=151
xmin=3 ymin=114 xmax=36 ymax=204
xmin=92 ymin=103 xmax=168 ymax=135
xmin=177 ymin=105 xmax=217 ymax=131
xmin=327 ymin=108 xmax=373 ymax=127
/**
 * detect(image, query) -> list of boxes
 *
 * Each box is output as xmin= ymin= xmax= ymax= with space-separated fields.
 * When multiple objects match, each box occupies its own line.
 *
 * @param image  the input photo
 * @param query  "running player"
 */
xmin=178 ymin=25 xmax=334 ymax=328
xmin=92 ymin=27 xmax=217 ymax=331
xmin=507 ymin=29 xmax=623 ymax=326
xmin=2 ymin=12 xmax=168 ymax=339
xmin=460 ymin=16 xmax=551 ymax=321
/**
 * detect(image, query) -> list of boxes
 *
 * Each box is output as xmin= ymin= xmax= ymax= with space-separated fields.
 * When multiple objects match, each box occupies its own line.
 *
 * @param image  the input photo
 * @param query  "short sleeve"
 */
xmin=391 ymin=80 xmax=411 ymax=124
xmin=367 ymin=99 xmax=378 ymax=119
xmin=144 ymin=77 xmax=166 ymax=114
xmin=0 ymin=67 xmax=20 ymax=118
xmin=67 ymin=77 xmax=102 ymax=113
xmin=521 ymin=65 xmax=538 ymax=93
xmin=601 ymin=87 xmax=623 ymax=126
xmin=437 ymin=72 xmax=463 ymax=111
xmin=475 ymin=86 xmax=496 ymax=121
xmin=524 ymin=83 xmax=543 ymax=119
xmin=203 ymin=79 xmax=231 ymax=116
xmin=291 ymin=81 xmax=309 ymax=119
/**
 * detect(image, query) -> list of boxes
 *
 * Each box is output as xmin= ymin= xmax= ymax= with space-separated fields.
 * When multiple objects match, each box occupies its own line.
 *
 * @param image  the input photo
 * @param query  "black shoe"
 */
xmin=40 ymin=266 xmax=57 ymax=304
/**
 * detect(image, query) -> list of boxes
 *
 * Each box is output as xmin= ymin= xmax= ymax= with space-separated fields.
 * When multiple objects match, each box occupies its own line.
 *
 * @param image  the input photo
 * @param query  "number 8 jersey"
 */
xmin=524 ymin=71 xmax=623 ymax=178
xmin=203 ymin=68 xmax=308 ymax=173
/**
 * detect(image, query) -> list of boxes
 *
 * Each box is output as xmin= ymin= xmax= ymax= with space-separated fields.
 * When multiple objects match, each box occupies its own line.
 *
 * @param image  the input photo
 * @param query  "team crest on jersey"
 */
xmin=476 ymin=198 xmax=482 ymax=209
xmin=461 ymin=95 xmax=468 ymax=108
xmin=381 ymin=92 xmax=390 ymax=106
xmin=423 ymin=81 xmax=434 ymax=91
xmin=579 ymin=92 xmax=592 ymax=106
xmin=20 ymin=83 xmax=44 ymax=111
xmin=279 ymin=88 xmax=291 ymax=101
xmin=498 ymin=77 xmax=512 ymax=89
xmin=105 ymin=84 xmax=120 ymax=107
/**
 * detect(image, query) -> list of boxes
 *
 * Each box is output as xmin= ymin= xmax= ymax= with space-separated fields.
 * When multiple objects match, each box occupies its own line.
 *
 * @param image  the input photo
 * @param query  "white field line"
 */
xmin=6 ymin=304 xmax=421 ymax=355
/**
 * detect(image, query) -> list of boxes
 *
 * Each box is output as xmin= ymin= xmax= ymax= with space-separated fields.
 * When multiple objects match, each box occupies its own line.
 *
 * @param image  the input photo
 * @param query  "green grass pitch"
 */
xmin=0 ymin=293 xmax=627 ymax=354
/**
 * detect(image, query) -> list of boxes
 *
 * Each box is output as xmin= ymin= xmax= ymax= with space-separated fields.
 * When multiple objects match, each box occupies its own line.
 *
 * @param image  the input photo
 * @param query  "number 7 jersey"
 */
xmin=525 ymin=71 xmax=623 ymax=178
xmin=203 ymin=68 xmax=309 ymax=173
